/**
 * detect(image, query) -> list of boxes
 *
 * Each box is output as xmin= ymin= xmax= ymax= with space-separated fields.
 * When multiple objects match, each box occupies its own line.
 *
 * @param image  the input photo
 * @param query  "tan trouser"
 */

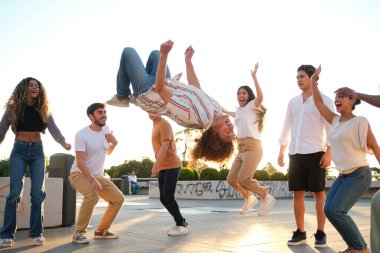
xmin=227 ymin=137 xmax=268 ymax=199
xmin=69 ymin=172 xmax=124 ymax=233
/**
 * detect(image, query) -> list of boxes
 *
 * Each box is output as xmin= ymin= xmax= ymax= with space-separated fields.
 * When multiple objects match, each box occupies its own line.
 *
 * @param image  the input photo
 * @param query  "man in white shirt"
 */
xmin=128 ymin=170 xmax=142 ymax=194
xmin=69 ymin=103 xmax=124 ymax=244
xmin=278 ymin=65 xmax=334 ymax=248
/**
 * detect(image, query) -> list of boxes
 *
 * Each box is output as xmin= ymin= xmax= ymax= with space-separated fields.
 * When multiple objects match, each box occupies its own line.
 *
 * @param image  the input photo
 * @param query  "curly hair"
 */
xmin=238 ymin=86 xmax=267 ymax=132
xmin=4 ymin=77 xmax=50 ymax=129
xmin=191 ymin=128 xmax=235 ymax=163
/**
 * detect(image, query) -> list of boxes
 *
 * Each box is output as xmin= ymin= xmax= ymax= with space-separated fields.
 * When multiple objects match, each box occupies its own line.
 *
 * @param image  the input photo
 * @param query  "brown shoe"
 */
xmin=94 ymin=230 xmax=119 ymax=239
xmin=340 ymin=247 xmax=370 ymax=253
xmin=106 ymin=95 xmax=130 ymax=107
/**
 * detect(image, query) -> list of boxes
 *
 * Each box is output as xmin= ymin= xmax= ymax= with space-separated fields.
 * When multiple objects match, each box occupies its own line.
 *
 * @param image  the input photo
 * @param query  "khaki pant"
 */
xmin=227 ymin=138 xmax=268 ymax=199
xmin=69 ymin=172 xmax=124 ymax=233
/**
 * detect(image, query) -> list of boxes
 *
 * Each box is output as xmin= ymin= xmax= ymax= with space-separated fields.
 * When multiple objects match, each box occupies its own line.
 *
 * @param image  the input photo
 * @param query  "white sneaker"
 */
xmin=72 ymin=233 xmax=89 ymax=244
xmin=0 ymin=238 xmax=14 ymax=247
xmin=33 ymin=236 xmax=46 ymax=246
xmin=240 ymin=195 xmax=258 ymax=215
xmin=258 ymin=194 xmax=275 ymax=216
xmin=167 ymin=226 xmax=189 ymax=236
xmin=106 ymin=95 xmax=130 ymax=107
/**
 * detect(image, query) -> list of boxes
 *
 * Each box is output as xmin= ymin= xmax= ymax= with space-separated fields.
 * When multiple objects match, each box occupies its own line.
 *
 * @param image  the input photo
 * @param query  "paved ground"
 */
xmin=0 ymin=195 xmax=372 ymax=253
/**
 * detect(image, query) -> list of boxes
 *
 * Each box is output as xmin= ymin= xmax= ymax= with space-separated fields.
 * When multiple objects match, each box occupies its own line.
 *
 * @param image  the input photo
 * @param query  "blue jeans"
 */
xmin=130 ymin=182 xmax=142 ymax=194
xmin=116 ymin=47 xmax=171 ymax=98
xmin=371 ymin=189 xmax=380 ymax=253
xmin=0 ymin=140 xmax=46 ymax=239
xmin=158 ymin=168 xmax=185 ymax=226
xmin=324 ymin=167 xmax=371 ymax=250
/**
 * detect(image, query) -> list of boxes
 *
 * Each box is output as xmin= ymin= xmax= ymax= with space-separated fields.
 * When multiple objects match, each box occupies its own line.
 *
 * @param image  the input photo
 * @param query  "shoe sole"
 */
xmin=314 ymin=243 xmax=327 ymax=248
xmin=94 ymin=236 xmax=119 ymax=239
xmin=167 ymin=232 xmax=189 ymax=236
xmin=287 ymin=239 xmax=307 ymax=246
xmin=240 ymin=199 xmax=259 ymax=215
xmin=0 ymin=244 xmax=13 ymax=247
xmin=72 ymin=240 xmax=90 ymax=244
xmin=106 ymin=101 xmax=129 ymax=107
xmin=258 ymin=198 xmax=276 ymax=216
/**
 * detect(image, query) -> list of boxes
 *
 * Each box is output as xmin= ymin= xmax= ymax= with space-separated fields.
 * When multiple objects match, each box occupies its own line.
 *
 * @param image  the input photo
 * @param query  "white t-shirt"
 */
xmin=70 ymin=125 xmax=110 ymax=176
xmin=329 ymin=116 xmax=371 ymax=172
xmin=128 ymin=175 xmax=137 ymax=183
xmin=234 ymin=99 xmax=262 ymax=140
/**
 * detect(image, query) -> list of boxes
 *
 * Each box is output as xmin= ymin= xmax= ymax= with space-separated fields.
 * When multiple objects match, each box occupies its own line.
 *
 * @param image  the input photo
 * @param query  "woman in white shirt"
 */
xmin=311 ymin=65 xmax=380 ymax=253
xmin=226 ymin=63 xmax=275 ymax=216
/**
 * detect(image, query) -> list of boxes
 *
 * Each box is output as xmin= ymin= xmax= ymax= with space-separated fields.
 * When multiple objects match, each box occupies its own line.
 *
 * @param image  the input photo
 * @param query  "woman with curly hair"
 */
xmin=107 ymin=40 xmax=235 ymax=163
xmin=0 ymin=77 xmax=71 ymax=247
xmin=226 ymin=63 xmax=275 ymax=216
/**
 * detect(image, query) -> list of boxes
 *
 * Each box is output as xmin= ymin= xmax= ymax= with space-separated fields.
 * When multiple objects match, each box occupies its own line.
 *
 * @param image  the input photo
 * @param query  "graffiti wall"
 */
xmin=0 ymin=177 xmax=63 ymax=228
xmin=149 ymin=180 xmax=293 ymax=200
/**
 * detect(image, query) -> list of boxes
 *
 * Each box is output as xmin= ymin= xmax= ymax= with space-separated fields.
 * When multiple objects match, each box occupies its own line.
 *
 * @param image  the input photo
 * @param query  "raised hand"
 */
xmin=251 ymin=63 xmax=259 ymax=78
xmin=311 ymin=64 xmax=321 ymax=82
xmin=160 ymin=40 xmax=174 ymax=55
xmin=185 ymin=46 xmax=195 ymax=63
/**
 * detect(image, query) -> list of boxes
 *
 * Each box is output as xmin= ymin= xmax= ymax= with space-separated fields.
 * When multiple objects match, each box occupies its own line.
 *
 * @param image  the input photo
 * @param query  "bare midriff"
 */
xmin=16 ymin=131 xmax=42 ymax=142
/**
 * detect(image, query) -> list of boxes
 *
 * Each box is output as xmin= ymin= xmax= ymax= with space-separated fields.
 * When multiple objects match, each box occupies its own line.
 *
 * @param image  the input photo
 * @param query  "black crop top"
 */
xmin=16 ymin=106 xmax=44 ymax=132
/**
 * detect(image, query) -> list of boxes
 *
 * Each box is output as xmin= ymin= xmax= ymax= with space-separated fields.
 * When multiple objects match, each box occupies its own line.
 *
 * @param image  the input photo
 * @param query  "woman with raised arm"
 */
xmin=226 ymin=63 xmax=275 ymax=216
xmin=311 ymin=66 xmax=380 ymax=253
xmin=0 ymin=77 xmax=71 ymax=247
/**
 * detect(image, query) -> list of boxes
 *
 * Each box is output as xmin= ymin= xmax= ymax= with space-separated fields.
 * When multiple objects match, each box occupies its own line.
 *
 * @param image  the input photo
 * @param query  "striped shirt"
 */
xmin=136 ymin=79 xmax=221 ymax=129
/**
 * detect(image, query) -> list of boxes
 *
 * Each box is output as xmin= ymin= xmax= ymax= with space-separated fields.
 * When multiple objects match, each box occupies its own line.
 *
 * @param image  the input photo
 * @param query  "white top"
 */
xmin=329 ymin=116 xmax=371 ymax=172
xmin=128 ymin=175 xmax=137 ymax=183
xmin=279 ymin=93 xmax=334 ymax=155
xmin=136 ymin=79 xmax=222 ymax=130
xmin=70 ymin=125 xmax=110 ymax=176
xmin=234 ymin=99 xmax=262 ymax=140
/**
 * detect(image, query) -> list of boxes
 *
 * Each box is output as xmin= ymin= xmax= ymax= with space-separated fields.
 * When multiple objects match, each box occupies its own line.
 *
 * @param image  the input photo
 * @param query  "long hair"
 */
xmin=191 ymin=128 xmax=235 ymax=163
xmin=4 ymin=77 xmax=49 ymax=128
xmin=238 ymin=85 xmax=267 ymax=132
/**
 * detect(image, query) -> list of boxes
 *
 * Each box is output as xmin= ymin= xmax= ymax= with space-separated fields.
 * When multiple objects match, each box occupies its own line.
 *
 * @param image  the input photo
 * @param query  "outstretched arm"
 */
xmin=155 ymin=40 xmax=174 ymax=104
xmin=251 ymin=63 xmax=263 ymax=108
xmin=311 ymin=65 xmax=337 ymax=124
xmin=357 ymin=93 xmax=380 ymax=108
xmin=185 ymin=46 xmax=201 ymax=89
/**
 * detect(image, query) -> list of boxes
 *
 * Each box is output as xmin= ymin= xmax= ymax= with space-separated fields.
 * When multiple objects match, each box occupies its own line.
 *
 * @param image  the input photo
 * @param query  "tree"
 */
xmin=262 ymin=162 xmax=277 ymax=174
xmin=0 ymin=158 xmax=9 ymax=177
xmin=174 ymin=128 xmax=201 ymax=166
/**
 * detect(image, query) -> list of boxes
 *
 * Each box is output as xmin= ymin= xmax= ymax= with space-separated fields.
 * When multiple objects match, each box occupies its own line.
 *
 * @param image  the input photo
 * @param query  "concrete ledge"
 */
xmin=0 ymin=177 xmax=63 ymax=228
xmin=149 ymin=180 xmax=380 ymax=200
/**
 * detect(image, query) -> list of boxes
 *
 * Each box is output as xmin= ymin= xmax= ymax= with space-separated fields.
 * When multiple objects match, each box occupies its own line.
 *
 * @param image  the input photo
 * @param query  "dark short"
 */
xmin=288 ymin=151 xmax=326 ymax=192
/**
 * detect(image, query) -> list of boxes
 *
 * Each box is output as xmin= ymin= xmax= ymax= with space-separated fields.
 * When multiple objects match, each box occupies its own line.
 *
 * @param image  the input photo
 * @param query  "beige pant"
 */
xmin=227 ymin=138 xmax=268 ymax=199
xmin=69 ymin=172 xmax=124 ymax=233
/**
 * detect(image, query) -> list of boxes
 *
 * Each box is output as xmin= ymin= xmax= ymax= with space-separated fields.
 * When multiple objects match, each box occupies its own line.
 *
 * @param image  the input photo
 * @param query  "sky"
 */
xmin=0 ymin=0 xmax=380 ymax=173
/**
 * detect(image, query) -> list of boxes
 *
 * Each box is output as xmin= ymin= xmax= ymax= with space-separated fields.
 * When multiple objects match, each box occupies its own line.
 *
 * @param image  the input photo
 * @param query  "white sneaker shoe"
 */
xmin=106 ymin=95 xmax=130 ymax=107
xmin=33 ymin=236 xmax=46 ymax=246
xmin=72 ymin=233 xmax=89 ymax=244
xmin=258 ymin=194 xmax=275 ymax=216
xmin=167 ymin=226 xmax=189 ymax=236
xmin=0 ymin=238 xmax=14 ymax=247
xmin=240 ymin=195 xmax=258 ymax=215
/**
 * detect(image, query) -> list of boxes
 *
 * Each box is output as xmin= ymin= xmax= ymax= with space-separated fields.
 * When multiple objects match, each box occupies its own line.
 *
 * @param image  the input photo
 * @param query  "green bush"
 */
xmin=269 ymin=171 xmax=285 ymax=181
xmin=178 ymin=168 xmax=197 ymax=180
xmin=219 ymin=168 xmax=230 ymax=180
xmin=253 ymin=170 xmax=270 ymax=181
xmin=0 ymin=158 xmax=9 ymax=177
xmin=193 ymin=169 xmax=199 ymax=180
xmin=199 ymin=168 xmax=220 ymax=180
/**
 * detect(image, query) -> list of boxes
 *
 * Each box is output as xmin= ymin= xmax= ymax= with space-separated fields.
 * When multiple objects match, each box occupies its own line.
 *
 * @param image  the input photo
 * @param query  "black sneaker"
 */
xmin=287 ymin=229 xmax=307 ymax=246
xmin=314 ymin=230 xmax=327 ymax=248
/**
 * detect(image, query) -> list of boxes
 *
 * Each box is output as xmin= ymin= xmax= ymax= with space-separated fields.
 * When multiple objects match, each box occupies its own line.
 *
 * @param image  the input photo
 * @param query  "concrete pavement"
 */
xmin=0 ymin=195 xmax=372 ymax=253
